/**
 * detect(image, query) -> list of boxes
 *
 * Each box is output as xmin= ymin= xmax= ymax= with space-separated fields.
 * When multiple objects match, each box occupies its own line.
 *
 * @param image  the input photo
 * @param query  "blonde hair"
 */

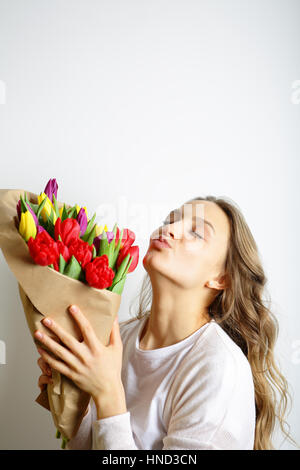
xmin=127 ymin=195 xmax=297 ymax=450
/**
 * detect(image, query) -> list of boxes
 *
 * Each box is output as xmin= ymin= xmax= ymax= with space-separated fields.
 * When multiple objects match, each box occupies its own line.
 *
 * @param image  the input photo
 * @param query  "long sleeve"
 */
xmin=92 ymin=412 xmax=139 ymax=450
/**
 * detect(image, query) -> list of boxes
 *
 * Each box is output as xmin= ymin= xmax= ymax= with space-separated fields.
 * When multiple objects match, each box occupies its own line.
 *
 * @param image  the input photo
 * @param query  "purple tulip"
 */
xmin=76 ymin=208 xmax=88 ymax=236
xmin=93 ymin=235 xmax=101 ymax=253
xmin=105 ymin=231 xmax=115 ymax=243
xmin=44 ymin=178 xmax=58 ymax=202
xmin=37 ymin=225 xmax=45 ymax=234
xmin=16 ymin=200 xmax=21 ymax=221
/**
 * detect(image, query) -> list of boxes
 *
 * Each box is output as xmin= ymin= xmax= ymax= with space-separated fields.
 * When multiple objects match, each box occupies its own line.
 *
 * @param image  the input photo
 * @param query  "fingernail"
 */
xmin=43 ymin=318 xmax=52 ymax=326
xmin=69 ymin=305 xmax=78 ymax=314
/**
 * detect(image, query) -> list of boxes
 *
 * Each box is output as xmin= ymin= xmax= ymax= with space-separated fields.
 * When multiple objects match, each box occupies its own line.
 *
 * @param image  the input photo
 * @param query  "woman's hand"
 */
xmin=33 ymin=305 xmax=124 ymax=401
xmin=37 ymin=356 xmax=53 ymax=392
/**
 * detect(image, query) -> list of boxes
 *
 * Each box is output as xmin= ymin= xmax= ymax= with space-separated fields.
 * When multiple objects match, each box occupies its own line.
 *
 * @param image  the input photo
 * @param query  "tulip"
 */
xmin=95 ymin=224 xmax=108 ymax=237
xmin=76 ymin=208 xmax=88 ymax=236
xmin=115 ymin=227 xmax=135 ymax=251
xmin=19 ymin=211 xmax=37 ymax=242
xmin=25 ymin=202 xmax=38 ymax=226
xmin=44 ymin=178 xmax=58 ymax=203
xmin=37 ymin=192 xmax=57 ymax=224
xmin=75 ymin=204 xmax=88 ymax=216
xmin=37 ymin=225 xmax=45 ymax=234
xmin=116 ymin=245 xmax=139 ymax=273
xmin=54 ymin=217 xmax=80 ymax=247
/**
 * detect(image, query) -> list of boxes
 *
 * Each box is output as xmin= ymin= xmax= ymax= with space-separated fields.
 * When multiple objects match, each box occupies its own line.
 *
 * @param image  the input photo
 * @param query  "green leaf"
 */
xmin=63 ymin=255 xmax=82 ymax=280
xmin=45 ymin=218 xmax=55 ymax=239
xmin=67 ymin=206 xmax=77 ymax=219
xmin=49 ymin=206 xmax=55 ymax=225
xmin=98 ymin=228 xmax=109 ymax=257
xmin=110 ymin=253 xmax=130 ymax=288
xmin=92 ymin=245 xmax=96 ymax=258
xmin=108 ymin=276 xmax=126 ymax=294
xmin=61 ymin=204 xmax=68 ymax=222
xmin=52 ymin=194 xmax=60 ymax=219
xmin=19 ymin=194 xmax=28 ymax=213
xmin=55 ymin=429 xmax=61 ymax=439
xmin=59 ymin=254 xmax=66 ymax=274
xmin=36 ymin=196 xmax=48 ymax=220
xmin=111 ymin=228 xmax=124 ymax=270
xmin=86 ymin=223 xmax=97 ymax=246
xmin=123 ymin=256 xmax=133 ymax=276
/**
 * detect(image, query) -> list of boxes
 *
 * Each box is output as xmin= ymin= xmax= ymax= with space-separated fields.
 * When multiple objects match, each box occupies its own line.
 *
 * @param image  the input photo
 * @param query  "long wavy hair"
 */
xmin=126 ymin=195 xmax=297 ymax=450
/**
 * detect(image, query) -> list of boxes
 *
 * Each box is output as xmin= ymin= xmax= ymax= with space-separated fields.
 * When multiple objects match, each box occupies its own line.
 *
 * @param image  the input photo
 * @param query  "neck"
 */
xmin=139 ymin=275 xmax=211 ymax=351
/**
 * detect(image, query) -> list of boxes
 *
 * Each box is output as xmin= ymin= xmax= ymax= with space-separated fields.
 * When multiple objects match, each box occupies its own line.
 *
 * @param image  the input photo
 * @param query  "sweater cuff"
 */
xmin=92 ymin=411 xmax=138 ymax=450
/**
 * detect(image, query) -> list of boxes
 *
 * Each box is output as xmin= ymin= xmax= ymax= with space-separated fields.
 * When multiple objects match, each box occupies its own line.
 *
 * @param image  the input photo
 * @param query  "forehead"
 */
xmin=179 ymin=200 xmax=230 ymax=239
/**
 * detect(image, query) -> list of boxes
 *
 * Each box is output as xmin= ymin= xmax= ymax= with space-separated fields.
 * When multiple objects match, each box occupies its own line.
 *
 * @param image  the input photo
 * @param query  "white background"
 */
xmin=0 ymin=0 xmax=299 ymax=449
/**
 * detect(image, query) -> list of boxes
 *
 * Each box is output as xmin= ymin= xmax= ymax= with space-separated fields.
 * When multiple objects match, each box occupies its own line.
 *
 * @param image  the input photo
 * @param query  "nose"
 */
xmin=157 ymin=221 xmax=181 ymax=240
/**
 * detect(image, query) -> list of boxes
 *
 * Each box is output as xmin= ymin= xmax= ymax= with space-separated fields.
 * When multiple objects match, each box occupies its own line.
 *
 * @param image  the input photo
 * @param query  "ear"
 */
xmin=207 ymin=274 xmax=227 ymax=290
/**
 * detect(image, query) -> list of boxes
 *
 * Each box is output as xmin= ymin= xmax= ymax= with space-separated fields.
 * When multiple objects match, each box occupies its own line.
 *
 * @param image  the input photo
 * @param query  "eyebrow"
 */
xmin=168 ymin=208 xmax=216 ymax=235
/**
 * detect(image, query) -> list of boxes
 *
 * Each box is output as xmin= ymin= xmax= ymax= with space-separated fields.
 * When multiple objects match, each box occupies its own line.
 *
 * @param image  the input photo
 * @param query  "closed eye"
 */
xmin=192 ymin=231 xmax=203 ymax=239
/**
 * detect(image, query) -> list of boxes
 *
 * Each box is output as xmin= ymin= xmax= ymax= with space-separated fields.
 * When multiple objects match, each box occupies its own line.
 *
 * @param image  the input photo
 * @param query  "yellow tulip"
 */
xmin=95 ymin=224 xmax=108 ymax=237
xmin=37 ymin=192 xmax=57 ymax=224
xmin=59 ymin=206 xmax=63 ymax=218
xmin=19 ymin=211 xmax=37 ymax=242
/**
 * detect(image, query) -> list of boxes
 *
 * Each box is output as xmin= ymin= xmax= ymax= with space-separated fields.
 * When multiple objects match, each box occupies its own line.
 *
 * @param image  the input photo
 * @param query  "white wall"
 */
xmin=0 ymin=0 xmax=299 ymax=449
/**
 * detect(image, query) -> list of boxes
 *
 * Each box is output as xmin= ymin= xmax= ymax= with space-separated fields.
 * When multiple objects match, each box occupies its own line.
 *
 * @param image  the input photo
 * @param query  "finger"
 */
xmin=38 ymin=374 xmax=53 ymax=391
xmin=34 ymin=321 xmax=81 ymax=369
xmin=39 ymin=316 xmax=85 ymax=361
xmin=37 ymin=347 xmax=75 ymax=381
xmin=68 ymin=305 xmax=99 ymax=352
xmin=34 ymin=328 xmax=82 ymax=371
xmin=37 ymin=357 xmax=52 ymax=376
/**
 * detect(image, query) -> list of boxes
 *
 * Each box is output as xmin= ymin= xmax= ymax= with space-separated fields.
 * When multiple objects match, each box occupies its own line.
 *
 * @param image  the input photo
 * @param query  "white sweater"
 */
xmin=66 ymin=314 xmax=256 ymax=450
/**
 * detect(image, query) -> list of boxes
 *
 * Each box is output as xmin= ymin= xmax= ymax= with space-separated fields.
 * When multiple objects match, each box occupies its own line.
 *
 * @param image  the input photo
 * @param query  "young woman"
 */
xmin=36 ymin=196 xmax=293 ymax=450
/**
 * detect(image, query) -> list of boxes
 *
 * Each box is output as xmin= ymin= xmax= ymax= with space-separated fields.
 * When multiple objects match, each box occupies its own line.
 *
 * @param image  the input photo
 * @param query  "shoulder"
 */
xmin=193 ymin=320 xmax=252 ymax=377
xmin=166 ymin=321 xmax=254 ymax=411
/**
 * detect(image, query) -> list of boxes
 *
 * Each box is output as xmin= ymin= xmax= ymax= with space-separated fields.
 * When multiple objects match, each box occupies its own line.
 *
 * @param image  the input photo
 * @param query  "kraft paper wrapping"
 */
xmin=0 ymin=188 xmax=121 ymax=441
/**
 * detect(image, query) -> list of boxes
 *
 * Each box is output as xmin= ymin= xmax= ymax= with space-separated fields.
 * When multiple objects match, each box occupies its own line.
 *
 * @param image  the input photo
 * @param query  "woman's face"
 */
xmin=143 ymin=200 xmax=231 ymax=289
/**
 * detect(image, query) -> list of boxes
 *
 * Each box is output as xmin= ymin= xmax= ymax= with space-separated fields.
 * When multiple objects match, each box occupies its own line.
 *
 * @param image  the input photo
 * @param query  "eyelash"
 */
xmin=162 ymin=220 xmax=203 ymax=239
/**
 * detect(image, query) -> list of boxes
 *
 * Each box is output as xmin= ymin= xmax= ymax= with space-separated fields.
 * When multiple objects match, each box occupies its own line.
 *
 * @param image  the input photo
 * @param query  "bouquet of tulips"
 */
xmin=0 ymin=179 xmax=139 ymax=448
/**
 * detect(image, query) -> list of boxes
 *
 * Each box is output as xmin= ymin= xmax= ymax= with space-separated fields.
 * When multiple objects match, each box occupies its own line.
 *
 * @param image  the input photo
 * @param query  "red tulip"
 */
xmin=27 ymin=230 xmax=59 ymax=267
xmin=117 ymin=245 xmax=139 ymax=273
xmin=115 ymin=228 xmax=135 ymax=251
xmin=84 ymin=255 xmax=115 ymax=289
xmin=54 ymin=217 xmax=80 ymax=247
xmin=68 ymin=238 xmax=93 ymax=268
xmin=56 ymin=240 xmax=71 ymax=263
